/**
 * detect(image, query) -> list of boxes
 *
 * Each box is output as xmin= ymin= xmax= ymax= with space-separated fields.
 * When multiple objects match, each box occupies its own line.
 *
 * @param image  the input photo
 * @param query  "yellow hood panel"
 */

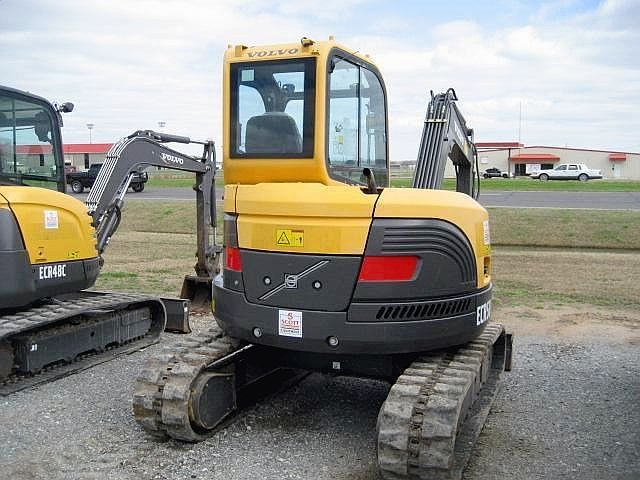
xmin=232 ymin=183 xmax=375 ymax=255
xmin=0 ymin=186 xmax=97 ymax=263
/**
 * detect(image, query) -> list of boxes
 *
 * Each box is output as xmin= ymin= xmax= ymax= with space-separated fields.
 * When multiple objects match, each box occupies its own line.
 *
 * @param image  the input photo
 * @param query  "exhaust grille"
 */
xmin=375 ymin=297 xmax=474 ymax=321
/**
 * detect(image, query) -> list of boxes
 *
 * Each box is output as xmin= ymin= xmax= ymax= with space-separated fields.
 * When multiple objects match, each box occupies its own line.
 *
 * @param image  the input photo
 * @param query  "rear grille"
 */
xmin=375 ymin=297 xmax=474 ymax=321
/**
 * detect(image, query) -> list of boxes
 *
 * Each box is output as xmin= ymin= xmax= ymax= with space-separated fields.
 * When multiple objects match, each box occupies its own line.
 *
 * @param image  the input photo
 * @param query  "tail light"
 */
xmin=358 ymin=256 xmax=419 ymax=282
xmin=225 ymin=246 xmax=242 ymax=272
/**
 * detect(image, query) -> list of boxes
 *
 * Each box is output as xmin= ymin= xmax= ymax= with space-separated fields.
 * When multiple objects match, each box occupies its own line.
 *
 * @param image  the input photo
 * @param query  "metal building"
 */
xmin=63 ymin=143 xmax=112 ymax=172
xmin=472 ymin=143 xmax=639 ymax=180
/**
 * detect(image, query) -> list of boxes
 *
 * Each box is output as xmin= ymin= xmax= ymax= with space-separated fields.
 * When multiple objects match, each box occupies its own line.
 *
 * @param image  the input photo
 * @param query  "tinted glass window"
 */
xmin=557 ymin=165 xmax=567 ymax=171
xmin=359 ymin=68 xmax=386 ymax=170
xmin=230 ymin=58 xmax=315 ymax=158
xmin=0 ymin=93 xmax=61 ymax=189
xmin=328 ymin=59 xmax=359 ymax=167
xmin=327 ymin=56 xmax=388 ymax=186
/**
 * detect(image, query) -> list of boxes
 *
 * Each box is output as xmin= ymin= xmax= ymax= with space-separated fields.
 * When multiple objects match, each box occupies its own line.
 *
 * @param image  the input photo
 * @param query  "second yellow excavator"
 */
xmin=0 ymin=86 xmax=218 ymax=393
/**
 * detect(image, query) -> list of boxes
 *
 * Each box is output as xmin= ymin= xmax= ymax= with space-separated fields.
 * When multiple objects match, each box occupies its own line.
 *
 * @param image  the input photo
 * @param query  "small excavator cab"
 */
xmin=0 ymin=86 xmax=66 ymax=192
xmin=223 ymin=38 xmax=389 ymax=188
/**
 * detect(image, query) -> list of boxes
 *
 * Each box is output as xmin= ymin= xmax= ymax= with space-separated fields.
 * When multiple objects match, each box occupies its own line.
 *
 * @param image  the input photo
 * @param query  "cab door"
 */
xmin=326 ymin=51 xmax=389 ymax=187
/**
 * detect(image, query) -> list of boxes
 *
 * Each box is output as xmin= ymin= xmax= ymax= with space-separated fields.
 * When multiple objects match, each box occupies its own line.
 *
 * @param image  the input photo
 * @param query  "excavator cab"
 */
xmin=0 ymin=87 xmax=67 ymax=192
xmin=223 ymin=38 xmax=389 ymax=188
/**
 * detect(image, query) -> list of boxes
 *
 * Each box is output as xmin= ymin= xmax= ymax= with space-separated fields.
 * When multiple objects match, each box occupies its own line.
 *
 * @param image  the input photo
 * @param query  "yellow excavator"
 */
xmin=0 ymin=86 xmax=218 ymax=393
xmin=133 ymin=37 xmax=513 ymax=480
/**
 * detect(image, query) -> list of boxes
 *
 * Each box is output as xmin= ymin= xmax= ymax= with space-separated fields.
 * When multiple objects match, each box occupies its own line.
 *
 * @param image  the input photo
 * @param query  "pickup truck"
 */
xmin=530 ymin=163 xmax=602 ymax=182
xmin=66 ymin=163 xmax=148 ymax=193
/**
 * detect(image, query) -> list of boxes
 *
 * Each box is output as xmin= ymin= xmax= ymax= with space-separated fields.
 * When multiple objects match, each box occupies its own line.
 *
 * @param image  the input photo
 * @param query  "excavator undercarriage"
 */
xmin=0 ymin=292 xmax=165 ymax=394
xmin=133 ymin=322 xmax=511 ymax=478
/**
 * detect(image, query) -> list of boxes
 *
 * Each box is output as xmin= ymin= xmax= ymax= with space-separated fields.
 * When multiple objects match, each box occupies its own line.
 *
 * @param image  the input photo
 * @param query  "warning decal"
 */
xmin=276 ymin=229 xmax=304 ymax=247
xmin=278 ymin=309 xmax=303 ymax=338
xmin=44 ymin=210 xmax=59 ymax=229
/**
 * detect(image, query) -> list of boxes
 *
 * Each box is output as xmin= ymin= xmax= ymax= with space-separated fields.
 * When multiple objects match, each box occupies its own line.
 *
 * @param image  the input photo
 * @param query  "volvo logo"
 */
xmin=284 ymin=274 xmax=298 ymax=289
xmin=259 ymin=260 xmax=329 ymax=301
xmin=160 ymin=152 xmax=184 ymax=165
xmin=247 ymin=48 xmax=299 ymax=58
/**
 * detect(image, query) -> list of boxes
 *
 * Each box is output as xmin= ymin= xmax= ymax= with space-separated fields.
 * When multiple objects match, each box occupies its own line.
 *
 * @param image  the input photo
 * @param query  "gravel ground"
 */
xmin=1 ymin=306 xmax=638 ymax=480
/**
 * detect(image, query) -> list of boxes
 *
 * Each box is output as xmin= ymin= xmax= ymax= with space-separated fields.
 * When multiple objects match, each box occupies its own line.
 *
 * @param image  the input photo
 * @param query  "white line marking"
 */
xmin=484 ymin=205 xmax=638 ymax=211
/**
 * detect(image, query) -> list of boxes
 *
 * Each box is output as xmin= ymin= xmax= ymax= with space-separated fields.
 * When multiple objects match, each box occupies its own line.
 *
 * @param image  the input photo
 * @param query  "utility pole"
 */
xmin=518 ymin=100 xmax=522 ymax=145
xmin=86 ymin=123 xmax=95 ymax=144
xmin=157 ymin=122 xmax=166 ymax=170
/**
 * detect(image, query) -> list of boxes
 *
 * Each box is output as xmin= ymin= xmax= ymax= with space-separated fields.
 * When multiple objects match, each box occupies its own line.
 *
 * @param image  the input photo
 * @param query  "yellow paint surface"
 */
xmin=0 ymin=186 xmax=97 ymax=263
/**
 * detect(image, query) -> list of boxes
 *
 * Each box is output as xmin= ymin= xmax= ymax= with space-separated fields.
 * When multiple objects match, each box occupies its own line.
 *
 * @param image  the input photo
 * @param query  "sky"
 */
xmin=1 ymin=0 xmax=638 ymax=159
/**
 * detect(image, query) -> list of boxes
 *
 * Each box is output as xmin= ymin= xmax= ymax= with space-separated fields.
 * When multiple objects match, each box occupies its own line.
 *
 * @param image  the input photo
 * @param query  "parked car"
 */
xmin=482 ymin=167 xmax=513 ymax=178
xmin=530 ymin=163 xmax=602 ymax=182
xmin=66 ymin=163 xmax=148 ymax=193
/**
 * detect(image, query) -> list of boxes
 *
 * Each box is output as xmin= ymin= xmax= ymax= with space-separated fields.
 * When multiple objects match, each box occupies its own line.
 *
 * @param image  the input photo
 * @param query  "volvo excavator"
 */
xmin=133 ymin=38 xmax=513 ymax=480
xmin=0 ymin=85 xmax=219 ymax=394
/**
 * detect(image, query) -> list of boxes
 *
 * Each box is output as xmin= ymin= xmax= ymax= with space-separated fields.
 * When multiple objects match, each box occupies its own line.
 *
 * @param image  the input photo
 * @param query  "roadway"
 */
xmin=71 ymin=188 xmax=640 ymax=210
xmin=478 ymin=190 xmax=640 ymax=210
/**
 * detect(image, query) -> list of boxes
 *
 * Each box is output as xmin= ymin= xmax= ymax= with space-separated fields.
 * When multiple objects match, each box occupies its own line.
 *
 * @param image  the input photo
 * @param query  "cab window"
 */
xmin=230 ymin=58 xmax=315 ymax=158
xmin=0 ymin=92 xmax=61 ymax=190
xmin=327 ymin=55 xmax=388 ymax=186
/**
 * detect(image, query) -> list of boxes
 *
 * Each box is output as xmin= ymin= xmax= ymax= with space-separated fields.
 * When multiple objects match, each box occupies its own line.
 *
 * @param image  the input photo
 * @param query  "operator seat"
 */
xmin=245 ymin=112 xmax=302 ymax=154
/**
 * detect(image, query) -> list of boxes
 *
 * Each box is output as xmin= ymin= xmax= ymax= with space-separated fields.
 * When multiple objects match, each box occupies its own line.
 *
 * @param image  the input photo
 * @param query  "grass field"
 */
xmin=146 ymin=174 xmax=224 ymax=189
xmin=491 ymin=208 xmax=640 ymax=250
xmin=117 ymin=200 xmax=640 ymax=250
xmin=96 ymin=200 xmax=640 ymax=311
xmin=492 ymin=247 xmax=640 ymax=309
xmin=146 ymin=170 xmax=639 ymax=192
xmin=389 ymin=176 xmax=640 ymax=191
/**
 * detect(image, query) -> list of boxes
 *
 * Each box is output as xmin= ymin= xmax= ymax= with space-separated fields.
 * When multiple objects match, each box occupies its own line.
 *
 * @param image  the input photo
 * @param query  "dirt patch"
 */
xmin=492 ymin=247 xmax=640 ymax=310
xmin=495 ymin=303 xmax=640 ymax=345
xmin=627 ymin=336 xmax=640 ymax=346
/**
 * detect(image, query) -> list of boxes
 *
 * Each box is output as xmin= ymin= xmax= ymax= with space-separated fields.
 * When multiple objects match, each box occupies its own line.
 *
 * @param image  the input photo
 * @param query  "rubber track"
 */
xmin=0 ymin=292 xmax=163 ymax=339
xmin=0 ymin=292 xmax=165 ymax=395
xmin=133 ymin=325 xmax=238 ymax=442
xmin=377 ymin=323 xmax=505 ymax=480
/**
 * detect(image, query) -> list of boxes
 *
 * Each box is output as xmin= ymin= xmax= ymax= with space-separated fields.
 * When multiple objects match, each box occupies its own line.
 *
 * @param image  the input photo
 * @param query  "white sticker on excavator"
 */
xmin=476 ymin=300 xmax=491 ymax=326
xmin=44 ymin=210 xmax=59 ymax=229
xmin=278 ymin=309 xmax=302 ymax=338
xmin=483 ymin=220 xmax=490 ymax=245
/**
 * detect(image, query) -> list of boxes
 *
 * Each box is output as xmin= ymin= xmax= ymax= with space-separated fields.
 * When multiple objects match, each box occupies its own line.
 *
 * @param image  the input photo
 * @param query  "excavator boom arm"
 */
xmin=412 ymin=88 xmax=479 ymax=197
xmin=86 ymin=130 xmax=218 ymax=277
